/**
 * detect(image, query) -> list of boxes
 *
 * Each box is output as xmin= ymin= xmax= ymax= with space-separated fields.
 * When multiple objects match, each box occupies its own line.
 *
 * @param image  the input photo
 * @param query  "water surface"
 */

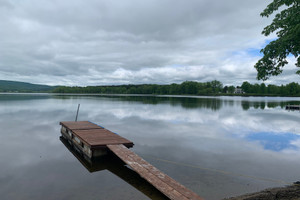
xmin=1 ymin=94 xmax=300 ymax=200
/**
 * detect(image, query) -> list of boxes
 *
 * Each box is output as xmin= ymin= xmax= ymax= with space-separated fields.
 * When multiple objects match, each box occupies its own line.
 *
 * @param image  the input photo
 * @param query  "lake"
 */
xmin=1 ymin=93 xmax=300 ymax=200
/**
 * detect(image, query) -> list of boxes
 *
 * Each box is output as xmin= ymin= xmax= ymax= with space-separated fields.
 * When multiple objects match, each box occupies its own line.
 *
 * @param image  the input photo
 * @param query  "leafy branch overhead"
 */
xmin=255 ymin=0 xmax=300 ymax=80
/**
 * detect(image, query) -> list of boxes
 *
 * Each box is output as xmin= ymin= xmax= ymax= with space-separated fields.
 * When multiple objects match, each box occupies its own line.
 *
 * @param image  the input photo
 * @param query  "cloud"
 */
xmin=1 ymin=0 xmax=295 ymax=86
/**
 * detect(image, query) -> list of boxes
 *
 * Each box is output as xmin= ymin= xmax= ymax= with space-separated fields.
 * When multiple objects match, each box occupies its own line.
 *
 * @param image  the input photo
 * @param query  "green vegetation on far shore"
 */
xmin=52 ymin=80 xmax=300 ymax=97
xmin=2 ymin=79 xmax=300 ymax=97
xmin=0 ymin=80 xmax=56 ymax=93
xmin=53 ymin=80 xmax=224 ymax=95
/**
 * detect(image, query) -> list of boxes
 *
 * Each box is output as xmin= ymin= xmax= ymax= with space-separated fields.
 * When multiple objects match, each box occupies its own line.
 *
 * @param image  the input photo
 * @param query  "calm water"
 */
xmin=1 ymin=94 xmax=300 ymax=200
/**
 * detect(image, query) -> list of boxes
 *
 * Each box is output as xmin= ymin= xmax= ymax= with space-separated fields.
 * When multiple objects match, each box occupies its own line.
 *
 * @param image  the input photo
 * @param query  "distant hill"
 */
xmin=0 ymin=80 xmax=56 ymax=92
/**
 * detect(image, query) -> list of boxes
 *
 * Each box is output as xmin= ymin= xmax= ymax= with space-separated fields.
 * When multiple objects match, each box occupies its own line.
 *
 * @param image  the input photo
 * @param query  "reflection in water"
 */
xmin=0 ymin=93 xmax=51 ymax=101
xmin=1 ymin=94 xmax=300 ymax=200
xmin=241 ymin=100 xmax=298 ymax=110
xmin=54 ymin=94 xmax=224 ymax=111
xmin=53 ymin=94 xmax=300 ymax=111
xmin=246 ymin=132 xmax=300 ymax=151
xmin=60 ymin=137 xmax=168 ymax=200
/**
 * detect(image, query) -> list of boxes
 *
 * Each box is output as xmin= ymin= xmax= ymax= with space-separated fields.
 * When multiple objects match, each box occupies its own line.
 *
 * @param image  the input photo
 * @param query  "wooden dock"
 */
xmin=60 ymin=121 xmax=203 ymax=200
xmin=60 ymin=121 xmax=134 ymax=158
xmin=60 ymin=136 xmax=168 ymax=200
xmin=108 ymin=144 xmax=203 ymax=200
xmin=286 ymin=105 xmax=300 ymax=110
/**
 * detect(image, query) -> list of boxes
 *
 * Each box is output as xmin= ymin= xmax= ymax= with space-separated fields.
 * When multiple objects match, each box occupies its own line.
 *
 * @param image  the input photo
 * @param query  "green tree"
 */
xmin=286 ymin=82 xmax=300 ymax=95
xmin=260 ymin=83 xmax=267 ymax=94
xmin=252 ymin=84 xmax=260 ymax=93
xmin=228 ymin=86 xmax=235 ymax=93
xmin=254 ymin=0 xmax=300 ymax=80
xmin=241 ymin=81 xmax=251 ymax=93
xmin=210 ymin=80 xmax=223 ymax=93
xmin=223 ymin=86 xmax=228 ymax=93
xmin=181 ymin=81 xmax=198 ymax=94
xmin=267 ymin=84 xmax=279 ymax=94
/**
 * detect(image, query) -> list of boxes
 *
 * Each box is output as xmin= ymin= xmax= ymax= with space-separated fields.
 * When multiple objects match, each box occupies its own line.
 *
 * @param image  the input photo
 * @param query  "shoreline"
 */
xmin=2 ymin=92 xmax=300 ymax=98
xmin=224 ymin=183 xmax=300 ymax=200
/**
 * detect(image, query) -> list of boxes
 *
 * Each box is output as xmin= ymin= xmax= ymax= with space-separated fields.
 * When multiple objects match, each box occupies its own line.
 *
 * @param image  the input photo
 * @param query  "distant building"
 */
xmin=234 ymin=87 xmax=244 ymax=94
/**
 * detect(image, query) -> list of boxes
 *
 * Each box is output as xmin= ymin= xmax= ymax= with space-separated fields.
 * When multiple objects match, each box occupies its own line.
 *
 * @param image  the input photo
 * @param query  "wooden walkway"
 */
xmin=60 ymin=121 xmax=203 ymax=200
xmin=108 ymin=144 xmax=203 ymax=200
xmin=60 ymin=136 xmax=168 ymax=200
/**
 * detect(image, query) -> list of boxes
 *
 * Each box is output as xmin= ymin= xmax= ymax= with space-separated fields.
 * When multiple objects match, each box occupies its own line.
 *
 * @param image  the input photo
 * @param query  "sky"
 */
xmin=0 ymin=0 xmax=299 ymax=86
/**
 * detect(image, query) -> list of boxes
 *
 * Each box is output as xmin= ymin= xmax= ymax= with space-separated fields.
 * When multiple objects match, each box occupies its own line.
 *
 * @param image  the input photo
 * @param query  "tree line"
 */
xmin=240 ymin=81 xmax=300 ymax=96
xmin=52 ymin=80 xmax=300 ymax=96
xmin=53 ymin=80 xmax=223 ymax=95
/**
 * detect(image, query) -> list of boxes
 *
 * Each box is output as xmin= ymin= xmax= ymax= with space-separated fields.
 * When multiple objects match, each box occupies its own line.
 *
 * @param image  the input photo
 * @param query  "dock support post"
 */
xmin=75 ymin=104 xmax=80 ymax=122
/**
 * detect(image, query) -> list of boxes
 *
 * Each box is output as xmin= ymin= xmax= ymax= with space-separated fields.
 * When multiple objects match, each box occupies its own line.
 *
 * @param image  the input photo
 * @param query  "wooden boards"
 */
xmin=73 ymin=129 xmax=133 ymax=148
xmin=60 ymin=121 xmax=103 ymax=130
xmin=107 ymin=144 xmax=203 ymax=200
xmin=60 ymin=121 xmax=134 ymax=149
xmin=286 ymin=105 xmax=300 ymax=110
xmin=60 ymin=121 xmax=203 ymax=199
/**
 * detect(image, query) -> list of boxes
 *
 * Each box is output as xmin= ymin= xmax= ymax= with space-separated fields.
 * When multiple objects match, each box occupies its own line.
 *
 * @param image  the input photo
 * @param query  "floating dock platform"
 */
xmin=60 ymin=121 xmax=134 ymax=158
xmin=60 ymin=121 xmax=203 ymax=200
xmin=286 ymin=105 xmax=300 ymax=110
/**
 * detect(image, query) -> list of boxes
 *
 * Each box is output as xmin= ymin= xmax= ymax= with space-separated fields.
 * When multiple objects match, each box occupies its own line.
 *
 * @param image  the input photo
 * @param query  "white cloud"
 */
xmin=1 ymin=0 xmax=297 ymax=86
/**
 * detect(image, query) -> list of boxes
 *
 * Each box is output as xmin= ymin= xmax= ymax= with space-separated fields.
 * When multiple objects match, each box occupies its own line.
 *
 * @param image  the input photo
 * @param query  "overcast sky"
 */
xmin=0 ymin=0 xmax=298 ymax=86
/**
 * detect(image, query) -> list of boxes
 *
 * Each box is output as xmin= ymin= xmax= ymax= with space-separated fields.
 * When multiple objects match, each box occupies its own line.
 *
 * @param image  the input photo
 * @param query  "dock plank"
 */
xmin=60 ymin=121 xmax=104 ymax=130
xmin=107 ymin=144 xmax=203 ymax=200
xmin=126 ymin=151 xmax=201 ymax=200
xmin=61 ymin=121 xmax=134 ymax=148
xmin=73 ymin=129 xmax=133 ymax=147
xmin=286 ymin=105 xmax=300 ymax=110
xmin=109 ymin=146 xmax=187 ymax=200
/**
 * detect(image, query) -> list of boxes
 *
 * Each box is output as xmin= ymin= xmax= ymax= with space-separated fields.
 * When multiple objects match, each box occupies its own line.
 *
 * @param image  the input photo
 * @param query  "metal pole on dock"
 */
xmin=75 ymin=104 xmax=80 ymax=122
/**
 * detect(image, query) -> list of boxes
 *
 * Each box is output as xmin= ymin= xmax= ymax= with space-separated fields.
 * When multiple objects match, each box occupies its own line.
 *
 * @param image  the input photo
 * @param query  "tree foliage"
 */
xmin=52 ymin=80 xmax=300 ymax=96
xmin=52 ymin=80 xmax=224 ymax=95
xmin=241 ymin=81 xmax=300 ymax=95
xmin=255 ymin=0 xmax=300 ymax=80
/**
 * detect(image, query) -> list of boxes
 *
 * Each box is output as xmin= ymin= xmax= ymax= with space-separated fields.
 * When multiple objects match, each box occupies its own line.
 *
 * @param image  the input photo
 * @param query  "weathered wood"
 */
xmin=107 ymin=144 xmax=203 ymax=200
xmin=286 ymin=105 xmax=300 ymax=110
xmin=60 ymin=136 xmax=169 ymax=200
xmin=125 ymin=151 xmax=201 ymax=199
xmin=72 ymin=129 xmax=133 ymax=148
xmin=60 ymin=121 xmax=203 ymax=200
xmin=60 ymin=121 xmax=134 ymax=149
xmin=60 ymin=121 xmax=104 ymax=130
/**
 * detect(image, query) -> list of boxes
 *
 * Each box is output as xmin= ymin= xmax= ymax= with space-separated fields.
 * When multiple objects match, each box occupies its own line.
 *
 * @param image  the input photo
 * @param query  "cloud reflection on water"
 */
xmin=1 ymin=94 xmax=300 ymax=200
xmin=246 ymin=132 xmax=300 ymax=152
